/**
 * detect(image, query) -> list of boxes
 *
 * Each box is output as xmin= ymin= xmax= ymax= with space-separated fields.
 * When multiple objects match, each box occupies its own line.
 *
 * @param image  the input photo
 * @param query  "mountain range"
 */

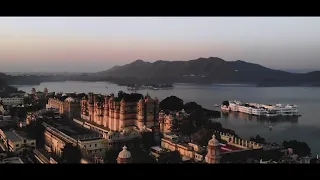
xmin=95 ymin=57 xmax=320 ymax=86
xmin=1 ymin=57 xmax=320 ymax=87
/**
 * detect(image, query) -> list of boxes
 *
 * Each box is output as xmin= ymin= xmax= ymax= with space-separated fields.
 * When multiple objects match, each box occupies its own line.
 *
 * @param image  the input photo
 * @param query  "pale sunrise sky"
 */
xmin=0 ymin=17 xmax=320 ymax=73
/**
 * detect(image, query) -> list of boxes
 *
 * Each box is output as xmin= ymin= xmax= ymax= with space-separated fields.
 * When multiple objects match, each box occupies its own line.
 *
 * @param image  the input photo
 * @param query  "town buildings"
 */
xmin=0 ymin=129 xmax=36 ymax=155
xmin=46 ymin=93 xmax=81 ymax=118
xmin=0 ymin=97 xmax=24 ymax=106
xmin=159 ymin=131 xmax=264 ymax=163
xmin=159 ymin=109 xmax=188 ymax=133
xmin=42 ymin=117 xmax=106 ymax=160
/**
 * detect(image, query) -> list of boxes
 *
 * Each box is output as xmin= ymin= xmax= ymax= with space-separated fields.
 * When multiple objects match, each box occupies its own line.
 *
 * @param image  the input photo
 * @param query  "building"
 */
xmin=42 ymin=117 xmax=107 ymax=161
xmin=0 ymin=97 xmax=24 ymax=106
xmin=0 ymin=157 xmax=24 ymax=164
xmin=73 ymin=118 xmax=142 ymax=150
xmin=117 ymin=146 xmax=132 ymax=164
xmin=160 ymin=131 xmax=264 ymax=163
xmin=159 ymin=109 xmax=188 ymax=133
xmin=0 ymin=129 xmax=36 ymax=154
xmin=80 ymin=93 xmax=159 ymax=132
xmin=46 ymin=94 xmax=81 ymax=118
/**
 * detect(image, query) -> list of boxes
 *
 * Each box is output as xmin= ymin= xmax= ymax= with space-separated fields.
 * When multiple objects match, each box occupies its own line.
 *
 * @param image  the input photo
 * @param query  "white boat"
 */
xmin=214 ymin=104 xmax=219 ymax=107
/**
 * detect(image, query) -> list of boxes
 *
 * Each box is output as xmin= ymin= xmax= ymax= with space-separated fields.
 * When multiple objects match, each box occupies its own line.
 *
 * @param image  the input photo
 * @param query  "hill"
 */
xmin=96 ymin=57 xmax=304 ymax=85
xmin=0 ymin=73 xmax=21 ymax=94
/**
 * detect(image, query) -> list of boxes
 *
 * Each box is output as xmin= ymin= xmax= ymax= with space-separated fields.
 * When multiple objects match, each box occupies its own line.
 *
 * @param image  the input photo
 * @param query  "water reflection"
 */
xmin=223 ymin=111 xmax=299 ymax=124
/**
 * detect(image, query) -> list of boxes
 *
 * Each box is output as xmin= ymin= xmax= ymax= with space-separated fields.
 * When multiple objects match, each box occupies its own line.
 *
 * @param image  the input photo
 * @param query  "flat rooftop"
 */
xmin=3 ymin=131 xmax=22 ymax=143
xmin=43 ymin=118 xmax=101 ymax=140
xmin=220 ymin=143 xmax=243 ymax=153
xmin=2 ymin=157 xmax=24 ymax=164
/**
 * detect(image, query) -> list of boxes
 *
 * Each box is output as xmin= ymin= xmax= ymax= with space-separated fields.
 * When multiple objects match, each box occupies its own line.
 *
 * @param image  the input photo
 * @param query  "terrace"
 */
xmin=43 ymin=118 xmax=102 ymax=141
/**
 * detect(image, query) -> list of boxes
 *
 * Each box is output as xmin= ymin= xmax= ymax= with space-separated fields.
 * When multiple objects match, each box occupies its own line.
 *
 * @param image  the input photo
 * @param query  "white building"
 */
xmin=0 ymin=129 xmax=36 ymax=154
xmin=0 ymin=97 xmax=24 ymax=106
xmin=0 ymin=157 xmax=24 ymax=164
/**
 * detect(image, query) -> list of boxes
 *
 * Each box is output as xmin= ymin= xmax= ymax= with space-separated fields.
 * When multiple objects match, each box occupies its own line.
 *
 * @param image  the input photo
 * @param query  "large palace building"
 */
xmin=80 ymin=93 xmax=159 ymax=132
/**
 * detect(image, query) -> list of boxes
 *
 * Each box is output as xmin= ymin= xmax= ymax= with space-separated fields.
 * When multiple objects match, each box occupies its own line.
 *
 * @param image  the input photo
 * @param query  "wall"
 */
xmin=218 ymin=132 xmax=263 ymax=149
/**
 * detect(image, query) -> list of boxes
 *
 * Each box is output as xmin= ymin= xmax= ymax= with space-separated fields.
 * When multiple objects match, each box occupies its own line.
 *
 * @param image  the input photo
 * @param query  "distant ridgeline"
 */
xmin=2 ymin=57 xmax=320 ymax=86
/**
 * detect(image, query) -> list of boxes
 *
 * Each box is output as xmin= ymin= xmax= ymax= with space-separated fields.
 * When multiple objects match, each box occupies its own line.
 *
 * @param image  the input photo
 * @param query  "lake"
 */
xmin=14 ymin=81 xmax=320 ymax=156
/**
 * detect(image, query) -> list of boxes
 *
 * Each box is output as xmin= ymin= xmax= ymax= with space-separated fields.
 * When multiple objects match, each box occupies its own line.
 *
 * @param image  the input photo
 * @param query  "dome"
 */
xmin=65 ymin=97 xmax=75 ymax=103
xmin=108 ymin=131 xmax=114 ymax=136
xmin=122 ymin=128 xmax=131 ymax=134
xmin=118 ymin=146 xmax=131 ymax=159
xmin=208 ymin=135 xmax=220 ymax=146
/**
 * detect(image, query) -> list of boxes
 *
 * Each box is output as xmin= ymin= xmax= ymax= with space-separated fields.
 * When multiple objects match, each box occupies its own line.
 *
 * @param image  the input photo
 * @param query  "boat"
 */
xmin=269 ymin=126 xmax=272 ymax=130
xmin=214 ymin=104 xmax=219 ymax=107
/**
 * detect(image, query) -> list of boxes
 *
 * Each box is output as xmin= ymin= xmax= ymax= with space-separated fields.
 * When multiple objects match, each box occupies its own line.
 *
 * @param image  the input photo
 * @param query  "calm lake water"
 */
xmin=14 ymin=81 xmax=320 ymax=156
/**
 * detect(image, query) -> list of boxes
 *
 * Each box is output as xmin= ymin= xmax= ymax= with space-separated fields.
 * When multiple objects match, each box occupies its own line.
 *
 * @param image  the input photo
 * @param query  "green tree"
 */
xmin=131 ymin=148 xmax=157 ymax=163
xmin=104 ymin=149 xmax=118 ymax=163
xmin=180 ymin=119 xmax=196 ymax=141
xmin=158 ymin=151 xmax=182 ymax=164
xmin=61 ymin=143 xmax=82 ymax=163
xmin=282 ymin=140 xmax=311 ymax=157
xmin=222 ymin=101 xmax=229 ymax=106
xmin=183 ymin=102 xmax=203 ymax=113
xmin=141 ymin=132 xmax=154 ymax=150
xmin=250 ymin=135 xmax=266 ymax=144
xmin=159 ymin=96 xmax=184 ymax=111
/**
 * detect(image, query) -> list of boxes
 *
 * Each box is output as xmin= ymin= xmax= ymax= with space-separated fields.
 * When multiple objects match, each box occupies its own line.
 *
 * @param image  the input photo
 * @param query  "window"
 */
xmin=89 ymin=145 xmax=92 ymax=147
xmin=100 ymin=149 xmax=102 ymax=152
xmin=31 ymin=142 xmax=35 ymax=145
xmin=24 ymin=140 xmax=27 ymax=143
xmin=95 ymin=144 xmax=97 ymax=147
xmin=84 ymin=145 xmax=86 ymax=148
xmin=16 ymin=144 xmax=19 ymax=147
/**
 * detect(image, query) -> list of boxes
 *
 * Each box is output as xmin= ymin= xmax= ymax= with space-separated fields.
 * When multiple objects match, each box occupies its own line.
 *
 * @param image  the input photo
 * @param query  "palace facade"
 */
xmin=46 ymin=94 xmax=81 ymax=118
xmin=80 ymin=93 xmax=159 ymax=131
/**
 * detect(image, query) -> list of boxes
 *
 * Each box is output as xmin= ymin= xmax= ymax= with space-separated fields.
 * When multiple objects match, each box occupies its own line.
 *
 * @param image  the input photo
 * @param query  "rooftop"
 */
xmin=220 ymin=143 xmax=243 ymax=153
xmin=3 ymin=130 xmax=23 ymax=143
xmin=1 ymin=157 xmax=24 ymax=164
xmin=43 ymin=118 xmax=101 ymax=140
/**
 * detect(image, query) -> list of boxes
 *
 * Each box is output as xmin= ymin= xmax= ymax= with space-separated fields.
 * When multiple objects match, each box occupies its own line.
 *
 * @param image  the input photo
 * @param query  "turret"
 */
xmin=205 ymin=135 xmax=221 ymax=164
xmin=117 ymin=146 xmax=132 ymax=164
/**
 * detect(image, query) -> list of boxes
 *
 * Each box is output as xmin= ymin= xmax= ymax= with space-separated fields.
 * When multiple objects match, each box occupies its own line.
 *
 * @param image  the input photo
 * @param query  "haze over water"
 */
xmin=15 ymin=81 xmax=320 ymax=156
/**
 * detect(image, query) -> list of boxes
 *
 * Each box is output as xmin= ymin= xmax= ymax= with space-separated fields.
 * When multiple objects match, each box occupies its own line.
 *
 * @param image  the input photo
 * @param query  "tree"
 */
xmin=159 ymin=96 xmax=184 ymax=111
xmin=191 ymin=128 xmax=221 ymax=146
xmin=158 ymin=151 xmax=182 ymax=164
xmin=131 ymin=148 xmax=157 ymax=163
xmin=187 ymin=109 xmax=207 ymax=129
xmin=222 ymin=101 xmax=229 ymax=106
xmin=61 ymin=143 xmax=82 ymax=163
xmin=282 ymin=140 xmax=311 ymax=157
xmin=141 ymin=131 xmax=155 ymax=150
xmin=250 ymin=135 xmax=266 ymax=144
xmin=104 ymin=149 xmax=118 ymax=163
xmin=180 ymin=119 xmax=196 ymax=141
xmin=184 ymin=102 xmax=202 ymax=113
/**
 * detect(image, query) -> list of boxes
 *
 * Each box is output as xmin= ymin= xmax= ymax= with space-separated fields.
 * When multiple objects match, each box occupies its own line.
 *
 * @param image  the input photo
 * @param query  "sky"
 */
xmin=0 ymin=17 xmax=320 ymax=73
